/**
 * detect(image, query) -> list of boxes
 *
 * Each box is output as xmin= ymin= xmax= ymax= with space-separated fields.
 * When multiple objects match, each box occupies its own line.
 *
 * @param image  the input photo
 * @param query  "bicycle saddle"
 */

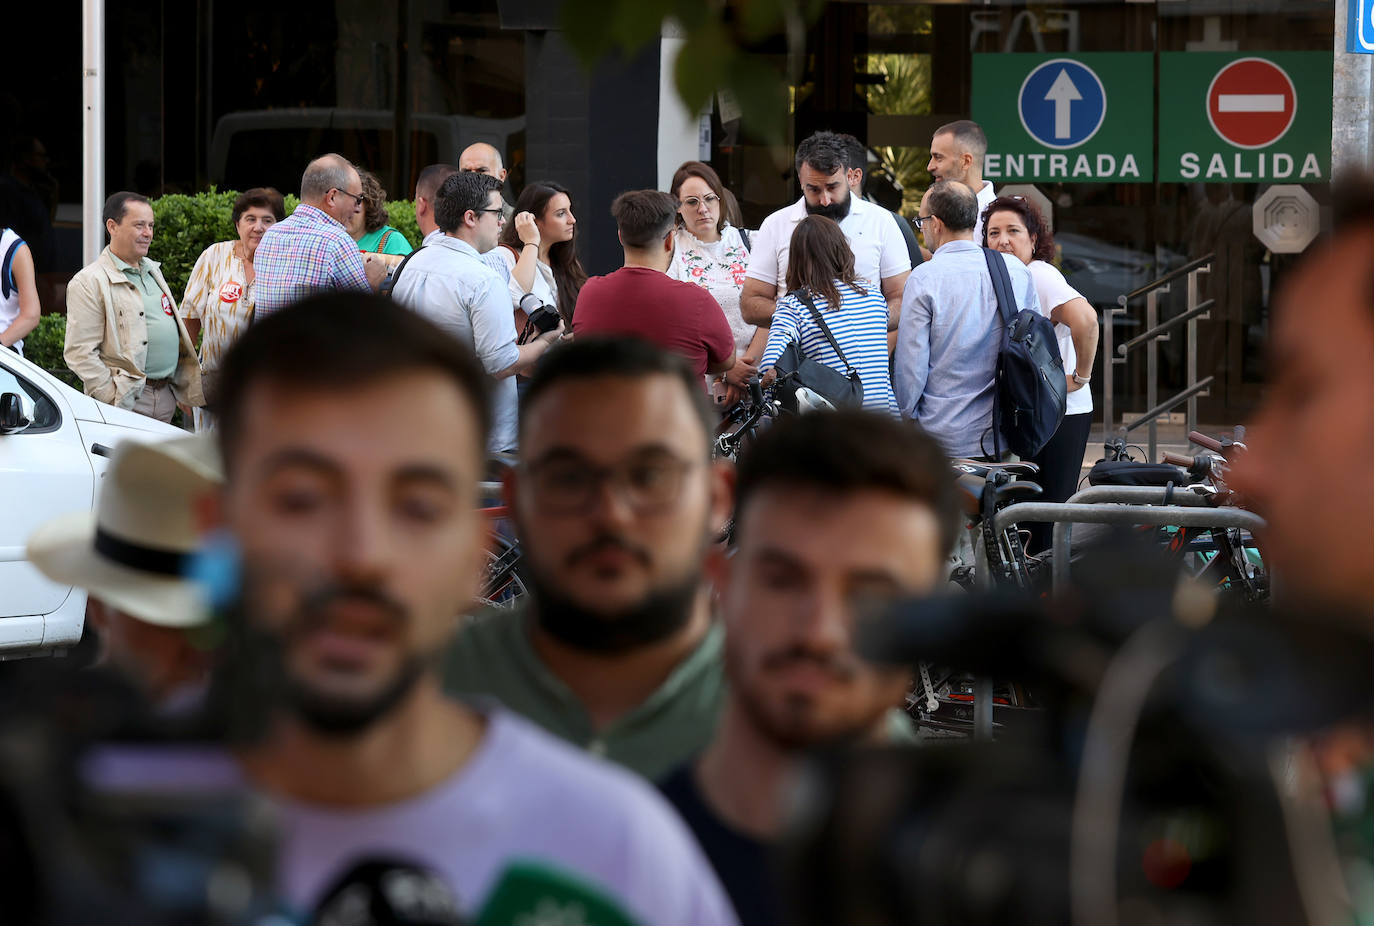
xmin=952 ymin=459 xmax=1041 ymax=480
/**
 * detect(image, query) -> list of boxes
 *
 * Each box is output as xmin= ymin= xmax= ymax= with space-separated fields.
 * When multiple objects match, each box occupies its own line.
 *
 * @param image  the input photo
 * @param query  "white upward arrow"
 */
xmin=1044 ymin=69 xmax=1082 ymax=139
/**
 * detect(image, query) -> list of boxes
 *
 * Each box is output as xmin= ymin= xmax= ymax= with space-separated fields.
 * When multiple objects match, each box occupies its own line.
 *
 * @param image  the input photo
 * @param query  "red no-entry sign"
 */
xmin=1206 ymin=57 xmax=1297 ymax=149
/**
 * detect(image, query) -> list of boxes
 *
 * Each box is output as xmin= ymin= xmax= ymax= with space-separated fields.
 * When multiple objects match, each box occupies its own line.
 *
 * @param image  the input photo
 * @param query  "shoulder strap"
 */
xmin=380 ymin=245 xmax=424 ymax=297
xmin=739 ymin=227 xmax=752 ymax=251
xmin=0 ymin=236 xmax=21 ymax=301
xmin=787 ymin=289 xmax=857 ymax=375
xmin=982 ymin=248 xmax=1017 ymax=326
xmin=376 ymin=228 xmax=394 ymax=252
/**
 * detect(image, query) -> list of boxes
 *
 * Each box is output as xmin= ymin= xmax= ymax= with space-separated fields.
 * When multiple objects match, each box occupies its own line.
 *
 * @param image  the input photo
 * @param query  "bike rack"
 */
xmin=1101 ymin=253 xmax=1214 ymax=460
xmin=992 ymin=500 xmax=1265 ymax=594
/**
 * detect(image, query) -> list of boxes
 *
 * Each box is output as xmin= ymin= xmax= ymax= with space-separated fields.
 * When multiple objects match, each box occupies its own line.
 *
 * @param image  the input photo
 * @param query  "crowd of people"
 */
xmin=17 ymin=117 xmax=1374 ymax=924
xmin=44 ymin=122 xmax=1100 ymax=515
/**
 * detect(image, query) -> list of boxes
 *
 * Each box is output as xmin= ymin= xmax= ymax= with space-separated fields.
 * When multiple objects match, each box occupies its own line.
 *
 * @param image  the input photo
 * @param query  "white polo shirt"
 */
xmin=972 ymin=180 xmax=997 ymax=246
xmin=744 ymin=196 xmax=910 ymax=295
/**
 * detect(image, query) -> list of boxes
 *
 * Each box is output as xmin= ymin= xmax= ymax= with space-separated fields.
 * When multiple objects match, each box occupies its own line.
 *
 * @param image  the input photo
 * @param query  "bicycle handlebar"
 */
xmin=1187 ymin=431 xmax=1225 ymax=453
xmin=1161 ymin=451 xmax=1196 ymax=468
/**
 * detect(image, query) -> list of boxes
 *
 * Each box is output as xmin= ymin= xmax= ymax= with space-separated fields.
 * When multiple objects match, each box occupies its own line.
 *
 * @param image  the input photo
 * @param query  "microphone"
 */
xmin=313 ymin=858 xmax=466 ymax=925
xmin=473 ymin=860 xmax=642 ymax=926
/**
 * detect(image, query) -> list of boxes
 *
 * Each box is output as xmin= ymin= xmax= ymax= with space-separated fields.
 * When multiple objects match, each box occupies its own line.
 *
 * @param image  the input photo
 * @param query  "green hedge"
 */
xmin=25 ymin=314 xmax=77 ymax=386
xmin=147 ymin=191 xmax=419 ymax=299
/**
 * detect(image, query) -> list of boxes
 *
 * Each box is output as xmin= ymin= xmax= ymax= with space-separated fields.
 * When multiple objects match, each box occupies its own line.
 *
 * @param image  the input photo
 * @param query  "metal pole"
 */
xmin=1102 ymin=306 xmax=1114 ymax=441
xmin=1185 ymin=266 xmax=1210 ymax=436
xmin=1145 ymin=289 xmax=1159 ymax=459
xmin=82 ymin=0 xmax=105 ymax=264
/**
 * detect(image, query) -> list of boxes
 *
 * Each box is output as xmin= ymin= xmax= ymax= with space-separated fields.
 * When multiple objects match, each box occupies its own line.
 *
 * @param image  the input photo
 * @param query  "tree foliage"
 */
xmin=559 ymin=0 xmax=826 ymax=143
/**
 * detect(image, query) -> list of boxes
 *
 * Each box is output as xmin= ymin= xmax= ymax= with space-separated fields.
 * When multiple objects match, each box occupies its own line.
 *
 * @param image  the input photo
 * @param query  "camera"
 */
xmin=518 ymin=292 xmax=560 ymax=343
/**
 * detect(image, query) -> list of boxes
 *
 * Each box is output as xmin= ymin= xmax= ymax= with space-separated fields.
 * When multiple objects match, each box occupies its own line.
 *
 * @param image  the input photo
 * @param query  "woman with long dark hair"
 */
xmin=496 ymin=181 xmax=587 ymax=328
xmin=982 ymin=194 xmax=1100 ymax=550
xmin=758 ymin=215 xmax=897 ymax=413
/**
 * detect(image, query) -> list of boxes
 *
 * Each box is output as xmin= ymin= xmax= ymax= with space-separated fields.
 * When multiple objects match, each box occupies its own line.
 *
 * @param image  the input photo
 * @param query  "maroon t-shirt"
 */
xmin=572 ymin=267 xmax=735 ymax=377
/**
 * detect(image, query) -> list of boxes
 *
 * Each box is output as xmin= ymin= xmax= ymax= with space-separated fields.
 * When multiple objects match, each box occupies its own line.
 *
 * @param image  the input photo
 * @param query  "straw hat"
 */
xmin=27 ymin=434 xmax=223 ymax=628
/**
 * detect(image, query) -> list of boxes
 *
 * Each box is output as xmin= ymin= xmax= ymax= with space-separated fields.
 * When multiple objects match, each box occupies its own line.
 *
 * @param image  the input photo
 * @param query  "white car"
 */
xmin=0 ymin=347 xmax=183 ymax=655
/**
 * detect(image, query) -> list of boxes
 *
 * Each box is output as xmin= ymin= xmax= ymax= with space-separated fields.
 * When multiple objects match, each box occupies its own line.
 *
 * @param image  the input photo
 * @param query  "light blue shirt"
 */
xmin=894 ymin=239 xmax=1041 ymax=458
xmin=392 ymin=234 xmax=520 ymax=452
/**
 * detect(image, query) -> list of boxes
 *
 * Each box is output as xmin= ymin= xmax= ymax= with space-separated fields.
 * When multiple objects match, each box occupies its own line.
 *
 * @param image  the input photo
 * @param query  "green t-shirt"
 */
xmin=114 ymin=255 xmax=179 ymax=379
xmin=357 ymin=225 xmax=413 ymax=256
xmin=443 ymin=606 xmax=725 ymax=781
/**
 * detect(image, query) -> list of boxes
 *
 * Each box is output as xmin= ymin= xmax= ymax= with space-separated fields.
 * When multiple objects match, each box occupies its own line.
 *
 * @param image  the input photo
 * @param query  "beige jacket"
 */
xmin=64 ymin=247 xmax=204 ymax=410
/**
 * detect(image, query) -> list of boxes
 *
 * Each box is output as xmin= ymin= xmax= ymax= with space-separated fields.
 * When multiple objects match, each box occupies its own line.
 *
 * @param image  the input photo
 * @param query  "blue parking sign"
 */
xmin=1018 ymin=59 xmax=1107 ymax=149
xmin=1349 ymin=0 xmax=1374 ymax=52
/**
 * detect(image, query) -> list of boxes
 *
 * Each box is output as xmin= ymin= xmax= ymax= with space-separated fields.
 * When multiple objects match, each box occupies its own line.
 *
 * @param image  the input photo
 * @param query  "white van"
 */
xmin=0 ymin=348 xmax=182 ymax=655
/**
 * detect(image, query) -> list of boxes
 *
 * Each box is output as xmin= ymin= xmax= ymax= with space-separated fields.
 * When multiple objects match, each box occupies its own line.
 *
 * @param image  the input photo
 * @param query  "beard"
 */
xmin=522 ymin=532 xmax=707 ymax=654
xmin=805 ymin=194 xmax=852 ymax=221
xmin=213 ymin=578 xmax=430 ymax=741
xmin=726 ymin=640 xmax=888 ymax=751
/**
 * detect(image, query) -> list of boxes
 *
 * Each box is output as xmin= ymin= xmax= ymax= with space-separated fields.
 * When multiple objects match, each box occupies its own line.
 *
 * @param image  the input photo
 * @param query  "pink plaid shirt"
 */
xmin=253 ymin=203 xmax=371 ymax=319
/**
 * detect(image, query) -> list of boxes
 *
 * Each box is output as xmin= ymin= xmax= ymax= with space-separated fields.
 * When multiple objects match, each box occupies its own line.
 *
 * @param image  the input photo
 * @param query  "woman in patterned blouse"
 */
xmin=182 ymin=187 xmax=284 ymax=431
xmin=666 ymin=161 xmax=766 ymax=405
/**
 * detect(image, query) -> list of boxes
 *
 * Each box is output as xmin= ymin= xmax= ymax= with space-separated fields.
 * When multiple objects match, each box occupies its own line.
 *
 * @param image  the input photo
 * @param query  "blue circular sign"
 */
xmin=1017 ymin=58 xmax=1107 ymax=150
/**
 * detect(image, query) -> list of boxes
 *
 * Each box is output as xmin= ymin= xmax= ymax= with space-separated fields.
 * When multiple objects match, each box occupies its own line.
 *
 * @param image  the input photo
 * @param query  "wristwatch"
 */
xmin=1072 ymin=372 xmax=1091 ymax=386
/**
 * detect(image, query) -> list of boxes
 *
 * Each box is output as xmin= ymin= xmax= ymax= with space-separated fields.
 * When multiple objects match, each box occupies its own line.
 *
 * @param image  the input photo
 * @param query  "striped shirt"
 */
xmin=760 ymin=279 xmax=897 ymax=415
xmin=253 ymin=203 xmax=371 ymax=319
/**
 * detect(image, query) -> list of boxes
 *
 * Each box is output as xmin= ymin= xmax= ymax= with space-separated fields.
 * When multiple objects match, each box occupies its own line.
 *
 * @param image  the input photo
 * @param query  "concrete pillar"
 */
xmin=1333 ymin=4 xmax=1374 ymax=175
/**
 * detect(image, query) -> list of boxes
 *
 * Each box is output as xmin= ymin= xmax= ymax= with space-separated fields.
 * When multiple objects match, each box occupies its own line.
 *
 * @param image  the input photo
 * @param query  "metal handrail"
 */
xmin=1116 ymin=253 xmax=1216 ymax=306
xmin=1101 ymin=253 xmax=1214 ymax=459
xmin=1121 ymin=378 xmax=1214 ymax=434
xmin=1116 ymin=300 xmax=1215 ymax=356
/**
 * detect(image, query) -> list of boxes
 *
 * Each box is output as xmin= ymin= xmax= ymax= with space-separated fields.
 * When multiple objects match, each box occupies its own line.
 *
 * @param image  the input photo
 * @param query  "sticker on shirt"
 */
xmin=218 ymin=281 xmax=243 ymax=305
xmin=160 ymin=293 xmax=175 ymax=317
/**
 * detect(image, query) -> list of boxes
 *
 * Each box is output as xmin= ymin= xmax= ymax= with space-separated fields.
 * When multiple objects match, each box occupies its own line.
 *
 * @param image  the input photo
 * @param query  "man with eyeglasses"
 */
xmin=254 ymin=154 xmax=389 ymax=319
xmin=443 ymin=337 xmax=735 ymax=780
xmin=391 ymin=171 xmax=562 ymax=454
xmin=895 ymin=181 xmax=1039 ymax=460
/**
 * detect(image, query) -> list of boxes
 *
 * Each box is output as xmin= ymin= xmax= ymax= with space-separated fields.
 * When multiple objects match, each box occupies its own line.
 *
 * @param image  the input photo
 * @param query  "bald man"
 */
xmin=459 ymin=143 xmax=507 ymax=182
xmin=255 ymin=153 xmax=388 ymax=319
xmin=459 ymin=143 xmax=513 ymax=222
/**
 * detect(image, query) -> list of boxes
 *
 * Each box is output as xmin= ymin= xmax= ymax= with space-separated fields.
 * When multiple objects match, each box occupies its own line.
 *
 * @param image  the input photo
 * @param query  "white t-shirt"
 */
xmin=273 ymin=709 xmax=739 ymax=924
xmin=0 ymin=228 xmax=26 ymax=355
xmin=972 ymin=181 xmax=997 ymax=246
xmin=1027 ymin=259 xmax=1092 ymax=416
xmin=744 ymin=196 xmax=910 ymax=296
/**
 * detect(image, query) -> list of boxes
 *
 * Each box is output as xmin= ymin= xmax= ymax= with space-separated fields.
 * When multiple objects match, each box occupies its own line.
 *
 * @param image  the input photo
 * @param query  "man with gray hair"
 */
xmin=741 ymin=130 xmax=910 ymax=331
xmin=254 ymin=153 xmax=388 ymax=319
xmin=895 ymin=180 xmax=1039 ymax=459
xmin=927 ymin=120 xmax=996 ymax=243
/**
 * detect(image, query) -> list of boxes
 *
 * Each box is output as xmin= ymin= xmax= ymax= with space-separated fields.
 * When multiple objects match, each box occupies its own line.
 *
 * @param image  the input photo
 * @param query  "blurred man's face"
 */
xmin=511 ymin=374 xmax=731 ymax=652
xmin=1229 ymin=228 xmax=1374 ymax=613
xmin=223 ymin=372 xmax=487 ymax=734
xmin=717 ymin=487 xmax=941 ymax=748
xmin=459 ymin=145 xmax=507 ymax=183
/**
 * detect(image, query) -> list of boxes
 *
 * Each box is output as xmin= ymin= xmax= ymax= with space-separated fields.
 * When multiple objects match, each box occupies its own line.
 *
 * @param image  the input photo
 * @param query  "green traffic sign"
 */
xmin=1158 ymin=52 xmax=1332 ymax=183
xmin=972 ymin=53 xmax=1154 ymax=184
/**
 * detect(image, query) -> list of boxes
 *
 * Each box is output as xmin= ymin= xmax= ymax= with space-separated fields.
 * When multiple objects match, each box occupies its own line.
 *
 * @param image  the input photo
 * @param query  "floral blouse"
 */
xmin=668 ymin=224 xmax=754 ymax=352
xmin=181 ymin=240 xmax=255 ymax=372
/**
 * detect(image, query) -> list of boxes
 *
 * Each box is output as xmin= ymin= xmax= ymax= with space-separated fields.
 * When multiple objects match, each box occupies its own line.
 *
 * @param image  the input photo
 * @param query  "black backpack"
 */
xmin=983 ymin=248 xmax=1066 ymax=458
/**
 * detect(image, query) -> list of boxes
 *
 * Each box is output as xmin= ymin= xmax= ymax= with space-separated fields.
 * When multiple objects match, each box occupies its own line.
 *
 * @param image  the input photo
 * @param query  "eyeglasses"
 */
xmin=332 ymin=188 xmax=364 ymax=207
xmin=472 ymin=208 xmax=505 ymax=218
xmin=912 ymin=214 xmax=935 ymax=230
xmin=680 ymin=194 xmax=720 ymax=210
xmin=522 ymin=453 xmax=700 ymax=515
